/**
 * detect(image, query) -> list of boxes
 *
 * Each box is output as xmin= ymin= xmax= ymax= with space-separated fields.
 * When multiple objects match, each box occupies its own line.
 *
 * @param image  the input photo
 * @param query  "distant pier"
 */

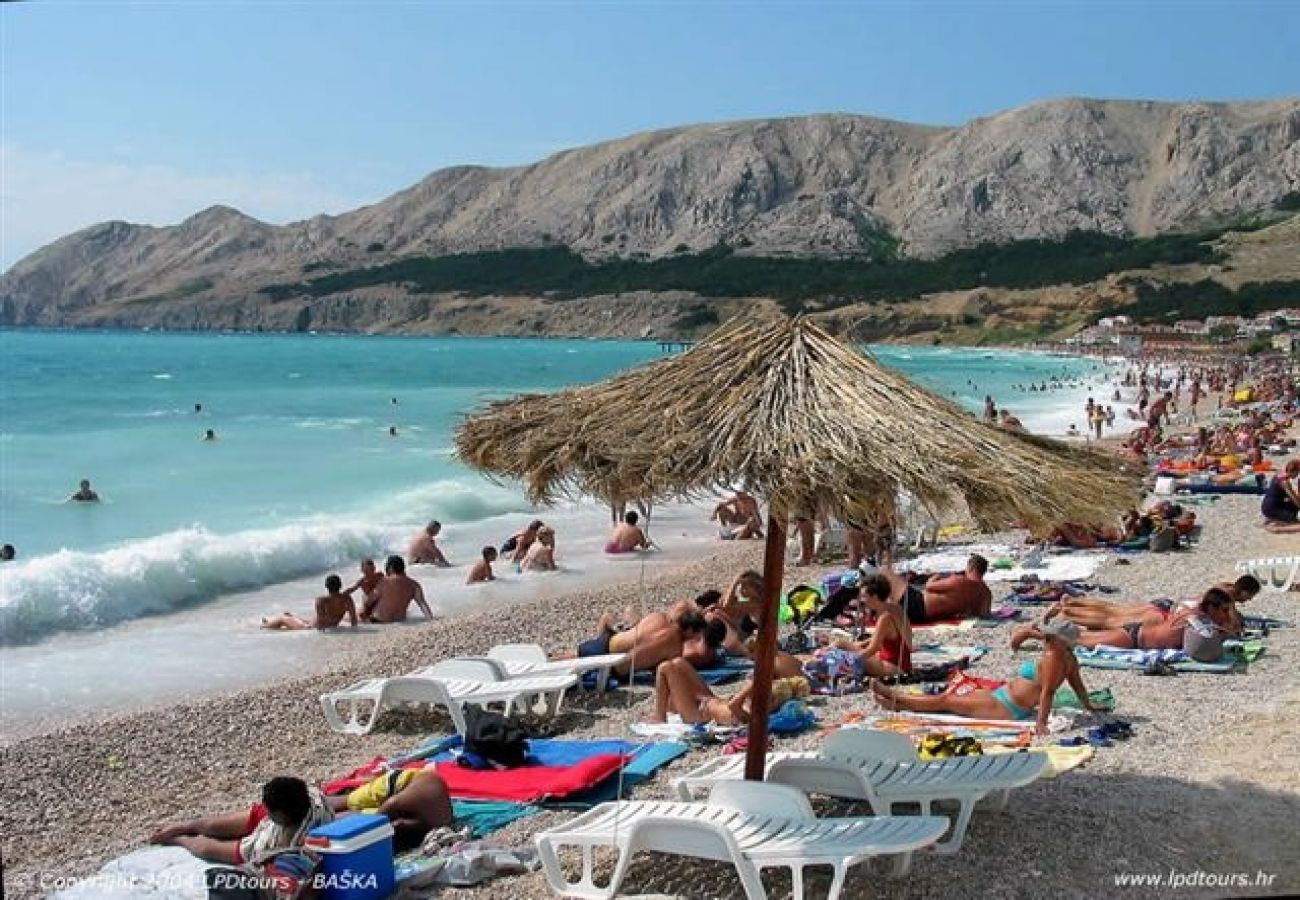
xmin=657 ymin=340 xmax=695 ymax=353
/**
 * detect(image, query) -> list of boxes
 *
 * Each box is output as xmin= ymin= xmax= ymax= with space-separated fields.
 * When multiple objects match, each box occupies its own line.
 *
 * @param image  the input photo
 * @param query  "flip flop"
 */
xmin=1057 ymin=736 xmax=1086 ymax=747
xmin=1086 ymin=727 xmax=1112 ymax=748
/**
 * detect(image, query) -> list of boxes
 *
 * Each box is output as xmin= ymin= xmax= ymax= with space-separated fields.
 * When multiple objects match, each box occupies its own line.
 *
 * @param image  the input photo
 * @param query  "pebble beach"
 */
xmin=2 ymin=487 xmax=1298 ymax=899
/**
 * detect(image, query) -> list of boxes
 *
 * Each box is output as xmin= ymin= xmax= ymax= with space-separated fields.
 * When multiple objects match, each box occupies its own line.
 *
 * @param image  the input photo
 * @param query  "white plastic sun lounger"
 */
xmin=535 ymin=781 xmax=947 ymax=900
xmin=673 ymin=730 xmax=1047 ymax=854
xmin=486 ymin=643 xmax=629 ymax=692
xmin=319 ymin=658 xmax=576 ymax=736
xmin=1236 ymin=556 xmax=1300 ymax=593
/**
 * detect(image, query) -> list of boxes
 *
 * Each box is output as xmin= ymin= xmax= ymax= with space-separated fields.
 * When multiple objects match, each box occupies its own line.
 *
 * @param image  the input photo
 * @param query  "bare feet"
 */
xmin=868 ymin=679 xmax=898 ymax=710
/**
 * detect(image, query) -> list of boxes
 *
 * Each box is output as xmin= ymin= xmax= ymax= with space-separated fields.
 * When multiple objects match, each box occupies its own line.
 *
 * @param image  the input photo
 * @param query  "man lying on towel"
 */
xmin=150 ymin=771 xmax=452 ymax=862
xmin=884 ymin=554 xmax=993 ymax=624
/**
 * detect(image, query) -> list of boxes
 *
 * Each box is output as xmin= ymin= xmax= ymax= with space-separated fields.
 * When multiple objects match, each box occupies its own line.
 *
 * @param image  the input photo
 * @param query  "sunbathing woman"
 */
xmin=821 ymin=574 xmax=912 ymax=677
xmin=705 ymin=570 xmax=766 ymax=653
xmin=871 ymin=620 xmax=1101 ymax=736
xmin=1012 ymin=587 xmax=1239 ymax=663
xmin=650 ymin=657 xmax=810 ymax=725
xmin=1041 ymin=576 xmax=1260 ymax=631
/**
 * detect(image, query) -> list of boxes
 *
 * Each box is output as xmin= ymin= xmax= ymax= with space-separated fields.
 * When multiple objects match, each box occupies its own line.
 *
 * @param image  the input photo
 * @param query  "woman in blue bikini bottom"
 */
xmin=870 ymin=620 xmax=1102 ymax=734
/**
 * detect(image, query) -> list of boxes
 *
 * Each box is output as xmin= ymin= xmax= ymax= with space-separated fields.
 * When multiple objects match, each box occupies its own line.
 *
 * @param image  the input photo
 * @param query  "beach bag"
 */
xmin=784 ymin=585 xmax=821 ymax=624
xmin=781 ymin=629 xmax=812 ymax=653
xmin=1148 ymin=525 xmax=1178 ymax=553
xmin=462 ymin=704 xmax=528 ymax=769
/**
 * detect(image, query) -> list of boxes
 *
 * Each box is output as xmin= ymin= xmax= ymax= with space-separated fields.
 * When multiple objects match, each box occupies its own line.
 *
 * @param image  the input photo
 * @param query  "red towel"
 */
xmin=433 ymin=753 xmax=628 ymax=802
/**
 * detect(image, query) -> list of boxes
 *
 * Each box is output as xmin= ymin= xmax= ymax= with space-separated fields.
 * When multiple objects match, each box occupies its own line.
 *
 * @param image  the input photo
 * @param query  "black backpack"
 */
xmin=462 ymin=704 xmax=529 ymax=768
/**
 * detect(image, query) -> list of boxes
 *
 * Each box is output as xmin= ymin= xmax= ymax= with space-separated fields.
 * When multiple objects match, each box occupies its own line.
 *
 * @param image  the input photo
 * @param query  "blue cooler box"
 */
xmin=306 ymin=814 xmax=395 ymax=900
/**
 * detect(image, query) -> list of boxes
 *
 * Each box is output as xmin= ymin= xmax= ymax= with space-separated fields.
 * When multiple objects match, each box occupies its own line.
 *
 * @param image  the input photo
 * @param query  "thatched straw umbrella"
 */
xmin=455 ymin=316 xmax=1138 ymax=778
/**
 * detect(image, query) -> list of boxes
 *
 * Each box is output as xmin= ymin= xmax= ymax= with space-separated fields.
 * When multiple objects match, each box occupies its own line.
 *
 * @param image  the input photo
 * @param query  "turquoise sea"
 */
xmin=0 ymin=330 xmax=1111 ymax=723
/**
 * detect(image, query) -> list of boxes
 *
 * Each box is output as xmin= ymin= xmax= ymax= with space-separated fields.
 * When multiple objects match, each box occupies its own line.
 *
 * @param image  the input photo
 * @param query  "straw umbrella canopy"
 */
xmin=455 ymin=316 xmax=1138 ymax=777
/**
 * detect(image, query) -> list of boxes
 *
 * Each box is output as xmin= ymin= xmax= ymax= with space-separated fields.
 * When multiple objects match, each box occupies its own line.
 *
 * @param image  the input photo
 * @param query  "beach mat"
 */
xmin=1177 ymin=483 xmax=1266 ymax=495
xmin=1075 ymin=655 xmax=1239 ymax=673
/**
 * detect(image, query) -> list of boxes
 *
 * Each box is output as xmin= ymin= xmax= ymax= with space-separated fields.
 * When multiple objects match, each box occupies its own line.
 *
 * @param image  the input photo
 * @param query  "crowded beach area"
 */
xmin=1 ymin=320 xmax=1297 ymax=900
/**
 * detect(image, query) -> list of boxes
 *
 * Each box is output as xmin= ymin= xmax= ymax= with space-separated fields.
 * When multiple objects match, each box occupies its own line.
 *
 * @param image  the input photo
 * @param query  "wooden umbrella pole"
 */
xmin=744 ymin=511 xmax=787 ymax=781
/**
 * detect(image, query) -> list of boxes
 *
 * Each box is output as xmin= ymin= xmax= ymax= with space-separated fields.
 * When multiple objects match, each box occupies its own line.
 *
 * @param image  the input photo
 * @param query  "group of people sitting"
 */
xmin=409 ymin=518 xmax=560 ymax=582
xmin=261 ymin=555 xmax=435 ymax=630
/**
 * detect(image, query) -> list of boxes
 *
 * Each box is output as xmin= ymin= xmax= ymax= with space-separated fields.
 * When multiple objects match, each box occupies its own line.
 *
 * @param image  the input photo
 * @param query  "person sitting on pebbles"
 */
xmin=871 ymin=619 xmax=1103 ymax=736
xmin=150 ymin=776 xmax=334 ymax=864
xmin=817 ymin=574 xmax=913 ymax=678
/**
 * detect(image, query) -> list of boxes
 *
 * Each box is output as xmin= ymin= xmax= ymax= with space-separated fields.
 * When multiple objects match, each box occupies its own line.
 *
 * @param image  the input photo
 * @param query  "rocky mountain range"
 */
xmin=3 ymin=96 xmax=1298 ymax=331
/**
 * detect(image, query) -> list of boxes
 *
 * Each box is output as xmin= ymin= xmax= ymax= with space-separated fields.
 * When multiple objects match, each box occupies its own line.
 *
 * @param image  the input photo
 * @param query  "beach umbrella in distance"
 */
xmin=454 ymin=316 xmax=1139 ymax=780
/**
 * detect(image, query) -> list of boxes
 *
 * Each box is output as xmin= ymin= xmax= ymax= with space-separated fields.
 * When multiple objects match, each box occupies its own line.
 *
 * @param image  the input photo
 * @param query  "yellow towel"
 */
xmin=986 ymin=744 xmax=1093 ymax=778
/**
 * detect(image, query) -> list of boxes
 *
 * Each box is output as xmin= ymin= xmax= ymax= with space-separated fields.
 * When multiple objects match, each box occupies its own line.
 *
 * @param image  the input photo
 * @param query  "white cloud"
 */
xmin=0 ymin=144 xmax=368 ymax=270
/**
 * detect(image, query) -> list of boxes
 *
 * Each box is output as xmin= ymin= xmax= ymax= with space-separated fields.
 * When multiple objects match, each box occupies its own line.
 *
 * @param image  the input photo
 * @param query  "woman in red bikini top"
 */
xmin=828 ymin=574 xmax=913 ymax=676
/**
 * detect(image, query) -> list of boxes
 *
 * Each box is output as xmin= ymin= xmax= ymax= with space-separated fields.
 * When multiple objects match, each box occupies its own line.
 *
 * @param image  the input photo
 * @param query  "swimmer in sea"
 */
xmin=0 ymin=544 xmax=14 ymax=562
xmin=203 ymin=429 xmax=217 ymax=441
xmin=389 ymin=425 xmax=399 ymax=437
xmin=69 ymin=479 xmax=100 ymax=503
xmin=194 ymin=403 xmax=203 ymax=413
xmin=261 ymin=575 xmax=359 ymax=630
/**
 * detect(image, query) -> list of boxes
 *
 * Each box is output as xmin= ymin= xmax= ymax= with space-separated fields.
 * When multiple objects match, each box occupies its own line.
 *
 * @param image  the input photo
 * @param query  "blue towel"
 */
xmin=767 ymin=700 xmax=817 ymax=735
xmin=632 ymin=657 xmax=754 ymax=686
xmin=431 ymin=737 xmax=642 ymax=767
xmin=545 ymin=742 xmax=690 ymax=808
xmin=452 ymin=799 xmax=538 ymax=837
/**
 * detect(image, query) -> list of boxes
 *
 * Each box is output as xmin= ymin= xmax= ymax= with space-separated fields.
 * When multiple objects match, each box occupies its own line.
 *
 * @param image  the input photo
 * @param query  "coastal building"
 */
xmin=1115 ymin=331 xmax=1144 ymax=354
xmin=1273 ymin=333 xmax=1298 ymax=354
xmin=1174 ymin=320 xmax=1209 ymax=334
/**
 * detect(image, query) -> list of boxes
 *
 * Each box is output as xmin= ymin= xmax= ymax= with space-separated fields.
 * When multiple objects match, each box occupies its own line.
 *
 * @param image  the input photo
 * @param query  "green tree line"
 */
xmin=262 ymin=226 xmax=1251 ymax=313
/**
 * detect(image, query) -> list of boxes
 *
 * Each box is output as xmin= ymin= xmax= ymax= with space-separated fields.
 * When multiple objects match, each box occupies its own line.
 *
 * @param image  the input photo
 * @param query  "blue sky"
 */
xmin=3 ymin=0 xmax=1298 ymax=269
